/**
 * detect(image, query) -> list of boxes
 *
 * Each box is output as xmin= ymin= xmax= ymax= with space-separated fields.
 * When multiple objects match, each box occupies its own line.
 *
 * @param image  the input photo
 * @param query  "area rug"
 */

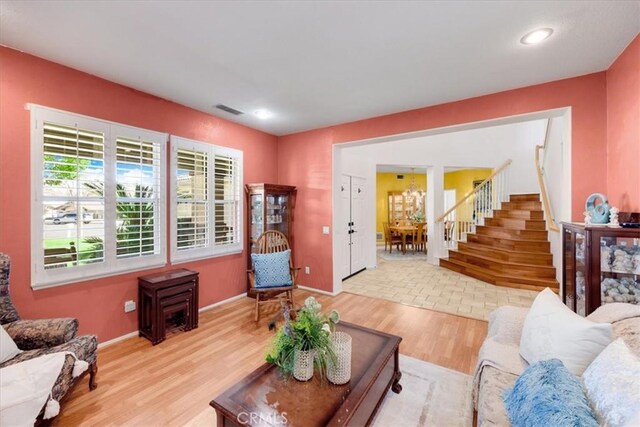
xmin=377 ymin=245 xmax=429 ymax=261
xmin=185 ymin=355 xmax=473 ymax=427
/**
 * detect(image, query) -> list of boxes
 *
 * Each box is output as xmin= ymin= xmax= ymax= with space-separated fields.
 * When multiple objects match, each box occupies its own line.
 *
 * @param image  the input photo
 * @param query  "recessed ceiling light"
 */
xmin=520 ymin=28 xmax=553 ymax=45
xmin=254 ymin=109 xmax=273 ymax=120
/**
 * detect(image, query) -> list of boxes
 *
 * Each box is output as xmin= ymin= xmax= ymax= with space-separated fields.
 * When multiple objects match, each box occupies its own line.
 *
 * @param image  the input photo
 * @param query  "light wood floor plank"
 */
xmin=55 ymin=290 xmax=487 ymax=426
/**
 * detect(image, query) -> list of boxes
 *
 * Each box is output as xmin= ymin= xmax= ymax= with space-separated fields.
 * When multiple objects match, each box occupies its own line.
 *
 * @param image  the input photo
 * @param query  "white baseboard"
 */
xmin=198 ymin=293 xmax=246 ymax=313
xmin=298 ymin=285 xmax=340 ymax=296
xmin=97 ymin=331 xmax=138 ymax=349
xmin=97 ymin=292 xmax=247 ymax=349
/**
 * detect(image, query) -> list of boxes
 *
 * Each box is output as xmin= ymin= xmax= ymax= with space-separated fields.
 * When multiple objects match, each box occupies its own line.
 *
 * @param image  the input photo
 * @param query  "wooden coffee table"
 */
xmin=210 ymin=322 xmax=402 ymax=426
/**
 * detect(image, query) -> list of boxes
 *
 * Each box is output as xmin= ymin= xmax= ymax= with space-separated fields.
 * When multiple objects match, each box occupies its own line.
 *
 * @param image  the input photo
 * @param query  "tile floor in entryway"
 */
xmin=342 ymin=245 xmax=539 ymax=321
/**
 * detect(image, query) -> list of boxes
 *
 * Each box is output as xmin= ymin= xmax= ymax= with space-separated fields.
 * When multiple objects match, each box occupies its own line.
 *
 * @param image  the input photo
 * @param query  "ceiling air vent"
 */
xmin=215 ymin=104 xmax=244 ymax=116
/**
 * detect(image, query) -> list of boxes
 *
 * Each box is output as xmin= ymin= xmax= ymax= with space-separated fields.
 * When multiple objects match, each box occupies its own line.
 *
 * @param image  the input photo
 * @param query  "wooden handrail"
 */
xmin=436 ymin=159 xmax=512 ymax=223
xmin=535 ymin=144 xmax=560 ymax=232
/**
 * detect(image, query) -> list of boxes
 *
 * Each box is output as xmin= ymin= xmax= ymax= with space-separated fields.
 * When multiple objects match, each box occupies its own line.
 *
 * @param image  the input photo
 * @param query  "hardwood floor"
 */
xmin=56 ymin=290 xmax=488 ymax=426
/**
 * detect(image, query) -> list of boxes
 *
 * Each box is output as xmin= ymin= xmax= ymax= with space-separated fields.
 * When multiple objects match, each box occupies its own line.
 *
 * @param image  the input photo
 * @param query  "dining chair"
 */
xmin=383 ymin=222 xmax=402 ymax=253
xmin=411 ymin=222 xmax=427 ymax=253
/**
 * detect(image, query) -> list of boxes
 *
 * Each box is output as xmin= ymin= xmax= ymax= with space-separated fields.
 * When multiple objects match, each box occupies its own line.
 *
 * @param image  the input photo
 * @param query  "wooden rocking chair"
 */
xmin=248 ymin=231 xmax=300 ymax=322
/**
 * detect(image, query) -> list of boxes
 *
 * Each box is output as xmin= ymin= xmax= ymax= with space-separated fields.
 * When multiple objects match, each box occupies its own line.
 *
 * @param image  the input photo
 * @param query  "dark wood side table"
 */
xmin=138 ymin=269 xmax=199 ymax=345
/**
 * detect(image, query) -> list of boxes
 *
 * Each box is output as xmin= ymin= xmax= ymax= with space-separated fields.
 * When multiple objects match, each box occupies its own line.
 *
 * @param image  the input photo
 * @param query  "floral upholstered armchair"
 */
xmin=0 ymin=253 xmax=98 ymax=418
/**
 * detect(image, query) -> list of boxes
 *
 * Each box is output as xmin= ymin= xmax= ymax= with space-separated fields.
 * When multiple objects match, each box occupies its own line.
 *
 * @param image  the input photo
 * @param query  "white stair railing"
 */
xmin=535 ymin=119 xmax=560 ymax=232
xmin=436 ymin=159 xmax=512 ymax=250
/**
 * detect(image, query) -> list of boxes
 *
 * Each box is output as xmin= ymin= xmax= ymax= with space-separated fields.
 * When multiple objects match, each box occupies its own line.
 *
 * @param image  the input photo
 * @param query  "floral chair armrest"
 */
xmin=4 ymin=318 xmax=78 ymax=350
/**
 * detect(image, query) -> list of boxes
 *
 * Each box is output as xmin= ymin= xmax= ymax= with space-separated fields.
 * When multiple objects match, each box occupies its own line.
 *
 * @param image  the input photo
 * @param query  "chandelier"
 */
xmin=403 ymin=168 xmax=424 ymax=199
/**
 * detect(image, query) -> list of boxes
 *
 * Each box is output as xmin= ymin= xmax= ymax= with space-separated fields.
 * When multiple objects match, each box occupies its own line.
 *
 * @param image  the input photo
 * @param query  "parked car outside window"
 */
xmin=50 ymin=213 xmax=92 ymax=224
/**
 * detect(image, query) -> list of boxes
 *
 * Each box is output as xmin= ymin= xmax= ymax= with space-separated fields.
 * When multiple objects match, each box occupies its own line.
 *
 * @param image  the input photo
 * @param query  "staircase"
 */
xmin=440 ymin=193 xmax=559 ymax=291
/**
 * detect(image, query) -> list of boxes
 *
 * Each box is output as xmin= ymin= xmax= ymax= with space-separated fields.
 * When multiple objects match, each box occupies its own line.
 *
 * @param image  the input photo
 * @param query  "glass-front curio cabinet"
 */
xmin=562 ymin=222 xmax=640 ymax=316
xmin=246 ymin=184 xmax=296 ymax=290
xmin=388 ymin=191 xmax=419 ymax=224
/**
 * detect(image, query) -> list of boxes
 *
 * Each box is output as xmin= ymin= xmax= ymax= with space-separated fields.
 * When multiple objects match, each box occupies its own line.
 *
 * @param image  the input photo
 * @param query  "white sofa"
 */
xmin=472 ymin=304 xmax=640 ymax=426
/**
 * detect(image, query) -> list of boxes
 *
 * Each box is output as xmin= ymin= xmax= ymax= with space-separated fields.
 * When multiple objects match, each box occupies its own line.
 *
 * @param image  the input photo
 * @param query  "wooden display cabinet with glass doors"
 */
xmin=245 ymin=183 xmax=296 ymax=296
xmin=562 ymin=222 xmax=640 ymax=316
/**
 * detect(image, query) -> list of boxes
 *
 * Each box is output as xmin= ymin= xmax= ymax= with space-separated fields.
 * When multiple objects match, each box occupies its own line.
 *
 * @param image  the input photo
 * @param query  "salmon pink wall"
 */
xmin=0 ymin=47 xmax=278 ymax=342
xmin=606 ymin=35 xmax=640 ymax=212
xmin=278 ymin=73 xmax=608 ymax=292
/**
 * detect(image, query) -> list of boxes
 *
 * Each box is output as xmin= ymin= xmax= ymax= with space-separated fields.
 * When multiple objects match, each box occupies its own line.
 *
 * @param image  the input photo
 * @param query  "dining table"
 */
xmin=389 ymin=224 xmax=419 ymax=255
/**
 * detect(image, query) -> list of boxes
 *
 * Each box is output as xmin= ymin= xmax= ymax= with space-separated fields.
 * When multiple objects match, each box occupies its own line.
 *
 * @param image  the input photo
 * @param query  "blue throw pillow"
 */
xmin=504 ymin=359 xmax=598 ymax=427
xmin=251 ymin=250 xmax=293 ymax=288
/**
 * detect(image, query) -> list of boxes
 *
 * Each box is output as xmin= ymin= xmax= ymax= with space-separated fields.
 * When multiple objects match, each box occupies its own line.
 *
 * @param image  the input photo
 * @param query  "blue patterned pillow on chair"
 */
xmin=251 ymin=250 xmax=293 ymax=288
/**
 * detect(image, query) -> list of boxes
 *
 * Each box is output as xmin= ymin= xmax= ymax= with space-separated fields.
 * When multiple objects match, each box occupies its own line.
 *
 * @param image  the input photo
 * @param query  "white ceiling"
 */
xmin=1 ymin=1 xmax=638 ymax=135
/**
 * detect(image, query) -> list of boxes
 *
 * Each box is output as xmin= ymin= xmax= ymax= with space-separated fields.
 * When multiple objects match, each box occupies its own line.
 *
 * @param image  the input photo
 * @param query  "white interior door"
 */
xmin=351 ymin=177 xmax=366 ymax=274
xmin=340 ymin=175 xmax=352 ymax=280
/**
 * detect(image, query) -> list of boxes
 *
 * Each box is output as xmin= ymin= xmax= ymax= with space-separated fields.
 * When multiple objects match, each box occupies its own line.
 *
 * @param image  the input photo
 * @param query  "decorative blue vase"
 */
xmin=585 ymin=193 xmax=610 ymax=224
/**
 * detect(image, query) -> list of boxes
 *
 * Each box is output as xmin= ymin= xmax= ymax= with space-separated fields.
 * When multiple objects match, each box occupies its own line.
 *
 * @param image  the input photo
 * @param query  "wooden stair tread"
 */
xmin=484 ymin=217 xmax=547 ymax=230
xmin=466 ymin=233 xmax=551 ymax=245
xmin=475 ymin=225 xmax=548 ymax=240
xmin=509 ymin=193 xmax=541 ymax=201
xmin=494 ymin=209 xmax=544 ymax=220
xmin=501 ymin=201 xmax=543 ymax=210
xmin=466 ymin=236 xmax=551 ymax=254
xmin=440 ymin=258 xmax=559 ymax=290
xmin=457 ymin=242 xmax=553 ymax=266
xmin=459 ymin=241 xmax=553 ymax=257
xmin=452 ymin=249 xmax=555 ymax=271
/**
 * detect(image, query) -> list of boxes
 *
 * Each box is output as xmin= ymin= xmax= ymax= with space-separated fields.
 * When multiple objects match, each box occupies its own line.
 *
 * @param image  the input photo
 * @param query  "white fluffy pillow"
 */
xmin=583 ymin=339 xmax=640 ymax=427
xmin=519 ymin=288 xmax=613 ymax=375
xmin=0 ymin=326 xmax=21 ymax=363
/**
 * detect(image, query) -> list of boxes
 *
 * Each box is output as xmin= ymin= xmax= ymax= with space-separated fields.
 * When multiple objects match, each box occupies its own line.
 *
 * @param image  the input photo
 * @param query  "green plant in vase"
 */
xmin=266 ymin=297 xmax=339 ymax=381
xmin=410 ymin=210 xmax=425 ymax=222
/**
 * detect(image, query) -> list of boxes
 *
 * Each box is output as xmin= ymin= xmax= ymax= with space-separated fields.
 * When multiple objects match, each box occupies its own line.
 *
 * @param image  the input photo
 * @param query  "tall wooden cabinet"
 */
xmin=246 ymin=184 xmax=296 ymax=292
xmin=388 ymin=191 xmax=419 ymax=224
xmin=562 ymin=222 xmax=640 ymax=316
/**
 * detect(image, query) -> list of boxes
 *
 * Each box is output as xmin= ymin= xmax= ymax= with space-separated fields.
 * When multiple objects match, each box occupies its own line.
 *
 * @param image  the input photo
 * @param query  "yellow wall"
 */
xmin=444 ymin=169 xmax=493 ymax=203
xmin=375 ymin=169 xmax=492 ymax=241
xmin=376 ymin=172 xmax=426 ymax=241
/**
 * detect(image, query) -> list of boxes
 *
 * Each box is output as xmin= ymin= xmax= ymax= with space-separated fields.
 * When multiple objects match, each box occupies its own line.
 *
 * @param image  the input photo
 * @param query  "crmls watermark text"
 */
xmin=237 ymin=412 xmax=289 ymax=425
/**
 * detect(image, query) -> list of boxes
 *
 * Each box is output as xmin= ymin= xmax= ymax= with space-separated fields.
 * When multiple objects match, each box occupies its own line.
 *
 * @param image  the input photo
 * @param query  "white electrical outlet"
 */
xmin=322 ymin=226 xmax=330 ymax=234
xmin=305 ymin=266 xmax=311 ymax=275
xmin=124 ymin=300 xmax=136 ymax=313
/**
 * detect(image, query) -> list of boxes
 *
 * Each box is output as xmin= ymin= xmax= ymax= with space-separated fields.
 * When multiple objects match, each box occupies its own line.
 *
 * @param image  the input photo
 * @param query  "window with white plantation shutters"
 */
xmin=115 ymin=133 xmax=163 ymax=259
xmin=41 ymin=121 xmax=106 ymax=270
xmin=214 ymin=152 xmax=241 ymax=246
xmin=170 ymin=136 xmax=243 ymax=262
xmin=176 ymin=147 xmax=209 ymax=251
xmin=31 ymin=106 xmax=167 ymax=289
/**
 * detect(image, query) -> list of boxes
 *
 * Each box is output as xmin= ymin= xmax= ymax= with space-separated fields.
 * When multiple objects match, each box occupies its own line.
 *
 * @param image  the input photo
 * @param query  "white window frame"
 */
xmin=30 ymin=105 xmax=167 ymax=290
xmin=170 ymin=136 xmax=243 ymax=263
